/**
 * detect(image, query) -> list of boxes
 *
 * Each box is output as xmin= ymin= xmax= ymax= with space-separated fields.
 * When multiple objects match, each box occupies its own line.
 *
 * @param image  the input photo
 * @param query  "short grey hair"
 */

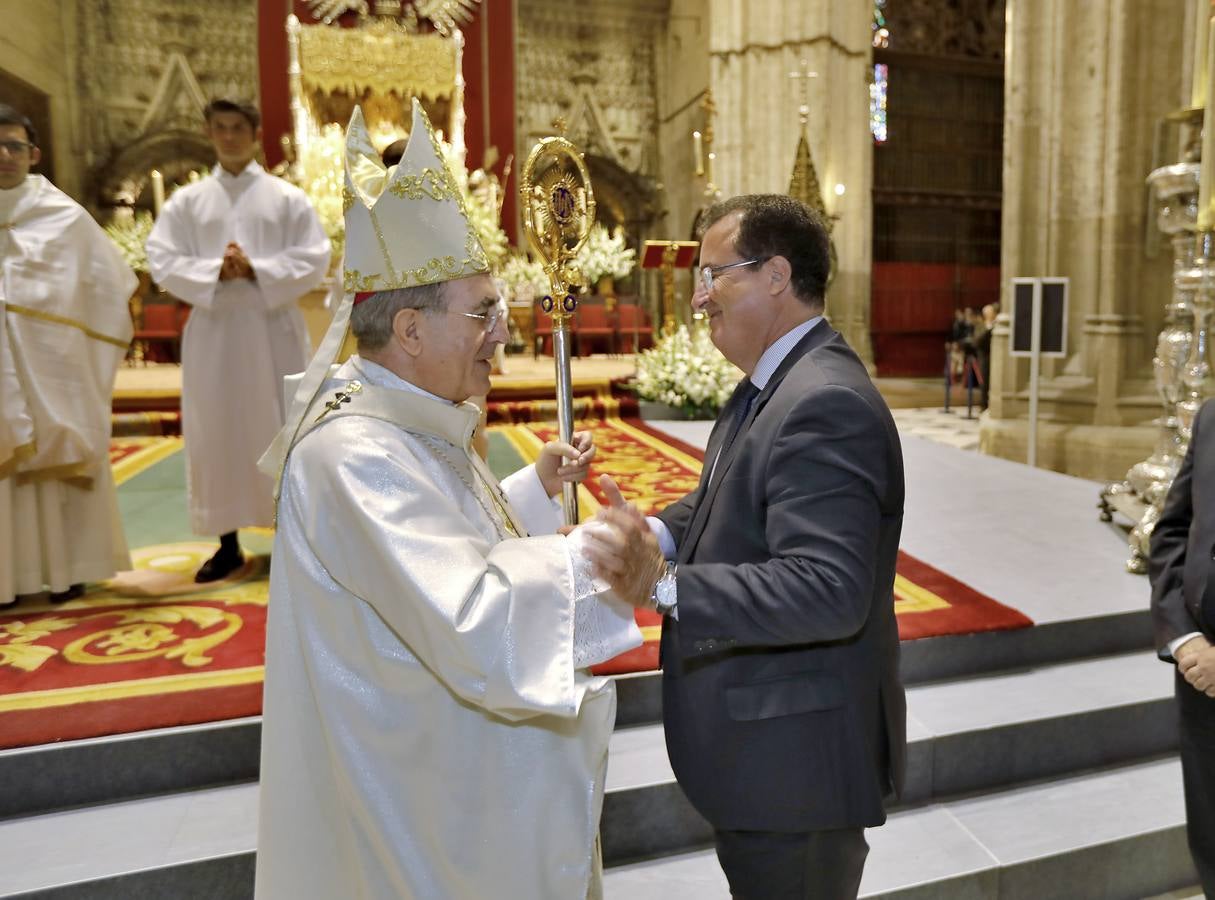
xmin=351 ymin=281 xmax=447 ymax=352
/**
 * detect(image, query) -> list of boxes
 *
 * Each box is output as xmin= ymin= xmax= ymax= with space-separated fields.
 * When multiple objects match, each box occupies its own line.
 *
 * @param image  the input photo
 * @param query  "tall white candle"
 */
xmin=693 ymin=131 xmax=704 ymax=177
xmin=150 ymin=170 xmax=165 ymax=217
xmin=1195 ymin=0 xmax=1212 ymax=108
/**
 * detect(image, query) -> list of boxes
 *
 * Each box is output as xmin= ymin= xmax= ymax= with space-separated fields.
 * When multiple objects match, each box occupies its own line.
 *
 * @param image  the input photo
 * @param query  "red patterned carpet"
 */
xmin=495 ymin=417 xmax=1033 ymax=674
xmin=0 ymin=417 xmax=1030 ymax=748
xmin=0 ymin=544 xmax=266 ymax=749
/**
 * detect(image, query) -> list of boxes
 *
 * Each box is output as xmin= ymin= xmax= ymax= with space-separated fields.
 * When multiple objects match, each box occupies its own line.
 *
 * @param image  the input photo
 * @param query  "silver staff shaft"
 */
xmin=552 ymin=318 xmax=579 ymax=526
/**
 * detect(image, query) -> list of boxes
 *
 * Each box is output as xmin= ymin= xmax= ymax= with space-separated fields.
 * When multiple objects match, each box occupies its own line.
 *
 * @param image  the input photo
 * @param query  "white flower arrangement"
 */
xmin=633 ymin=323 xmax=742 ymax=417
xmin=498 ymin=253 xmax=550 ymax=300
xmin=575 ymin=224 xmax=636 ymax=284
xmin=294 ymin=123 xmax=346 ymax=263
xmin=105 ymin=210 xmax=154 ymax=273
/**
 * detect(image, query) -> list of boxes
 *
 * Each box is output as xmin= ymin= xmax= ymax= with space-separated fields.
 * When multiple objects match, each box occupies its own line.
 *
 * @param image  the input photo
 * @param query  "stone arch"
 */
xmin=91 ymin=130 xmax=215 ymax=215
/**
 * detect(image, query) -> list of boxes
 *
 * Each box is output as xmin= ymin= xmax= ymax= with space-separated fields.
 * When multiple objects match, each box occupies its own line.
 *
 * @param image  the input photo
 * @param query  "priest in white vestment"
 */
xmin=254 ymin=102 xmax=649 ymax=900
xmin=0 ymin=105 xmax=135 ymax=605
xmin=145 ymin=98 xmax=329 ymax=583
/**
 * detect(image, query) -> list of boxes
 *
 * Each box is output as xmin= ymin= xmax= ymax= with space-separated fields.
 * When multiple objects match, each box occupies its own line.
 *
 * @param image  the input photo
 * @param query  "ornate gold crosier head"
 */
xmin=519 ymin=137 xmax=596 ymax=324
xmin=519 ymin=132 xmax=596 ymax=527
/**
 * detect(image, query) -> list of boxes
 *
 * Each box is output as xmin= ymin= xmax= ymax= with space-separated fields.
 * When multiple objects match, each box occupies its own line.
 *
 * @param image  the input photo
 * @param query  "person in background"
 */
xmin=1149 ymin=397 xmax=1215 ymax=898
xmin=146 ymin=98 xmax=329 ymax=582
xmin=0 ymin=103 xmax=135 ymax=605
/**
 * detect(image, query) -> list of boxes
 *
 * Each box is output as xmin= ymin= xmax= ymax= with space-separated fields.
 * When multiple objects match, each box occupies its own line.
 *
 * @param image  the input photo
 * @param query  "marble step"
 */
xmin=616 ymin=608 xmax=1156 ymax=728
xmin=604 ymin=757 xmax=1198 ymax=900
xmin=601 ymin=650 xmax=1179 ymax=862
xmin=0 ymin=646 xmax=1171 ymax=824
xmin=1 ymin=757 xmax=1195 ymax=900
xmin=0 ymin=717 xmax=261 ymax=821
xmin=0 ymin=782 xmax=257 ymax=899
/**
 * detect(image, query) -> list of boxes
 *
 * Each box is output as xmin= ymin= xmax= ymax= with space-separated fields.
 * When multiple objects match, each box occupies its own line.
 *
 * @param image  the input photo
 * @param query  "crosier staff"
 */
xmin=519 ymin=135 xmax=596 ymax=526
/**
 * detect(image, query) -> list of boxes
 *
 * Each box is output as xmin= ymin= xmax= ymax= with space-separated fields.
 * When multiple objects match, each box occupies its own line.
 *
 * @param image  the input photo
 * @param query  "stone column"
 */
xmin=707 ymin=0 xmax=874 ymax=364
xmin=985 ymin=0 xmax=1184 ymax=478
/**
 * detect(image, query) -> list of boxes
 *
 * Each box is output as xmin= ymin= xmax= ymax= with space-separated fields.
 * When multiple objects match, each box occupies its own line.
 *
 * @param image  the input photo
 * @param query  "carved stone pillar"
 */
xmin=707 ymin=0 xmax=874 ymax=365
xmin=984 ymin=0 xmax=1183 ymax=478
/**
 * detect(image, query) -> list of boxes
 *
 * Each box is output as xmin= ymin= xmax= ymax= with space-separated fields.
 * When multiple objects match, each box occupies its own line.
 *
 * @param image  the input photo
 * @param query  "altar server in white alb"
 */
xmin=0 ymin=104 xmax=135 ymax=606
xmin=254 ymin=101 xmax=645 ymax=900
xmin=146 ymin=98 xmax=329 ymax=583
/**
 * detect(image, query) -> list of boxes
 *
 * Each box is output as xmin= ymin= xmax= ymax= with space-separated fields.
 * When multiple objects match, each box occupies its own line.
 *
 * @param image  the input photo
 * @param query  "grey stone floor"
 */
xmin=0 ymin=416 xmax=1201 ymax=899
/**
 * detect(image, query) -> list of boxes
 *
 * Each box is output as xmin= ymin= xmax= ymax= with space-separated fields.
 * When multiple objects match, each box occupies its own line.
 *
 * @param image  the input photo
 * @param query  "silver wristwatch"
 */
xmin=650 ymin=561 xmax=678 ymax=616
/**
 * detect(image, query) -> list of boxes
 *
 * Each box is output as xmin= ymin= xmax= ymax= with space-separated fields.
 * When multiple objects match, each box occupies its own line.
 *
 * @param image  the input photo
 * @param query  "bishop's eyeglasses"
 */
xmin=455 ymin=304 xmax=504 ymax=335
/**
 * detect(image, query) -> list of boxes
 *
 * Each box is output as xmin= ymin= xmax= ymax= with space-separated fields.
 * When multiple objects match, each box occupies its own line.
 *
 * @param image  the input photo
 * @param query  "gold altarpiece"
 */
xmin=286 ymin=15 xmax=467 ymax=162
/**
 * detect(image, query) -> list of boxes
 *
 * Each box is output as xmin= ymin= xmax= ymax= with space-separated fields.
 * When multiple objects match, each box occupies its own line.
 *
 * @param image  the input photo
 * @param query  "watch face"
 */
xmin=654 ymin=569 xmax=677 ymax=613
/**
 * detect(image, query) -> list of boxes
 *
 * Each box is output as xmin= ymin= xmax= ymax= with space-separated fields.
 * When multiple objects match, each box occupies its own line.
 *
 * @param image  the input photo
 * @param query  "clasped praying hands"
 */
xmin=219 ymin=241 xmax=255 ymax=281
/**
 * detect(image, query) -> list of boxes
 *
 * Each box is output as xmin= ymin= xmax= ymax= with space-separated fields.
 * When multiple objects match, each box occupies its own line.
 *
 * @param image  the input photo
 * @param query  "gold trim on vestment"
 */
xmin=0 ymin=442 xmax=36 ymax=480
xmin=5 ymin=303 xmax=130 ymax=349
xmin=16 ymin=460 xmax=95 ymax=488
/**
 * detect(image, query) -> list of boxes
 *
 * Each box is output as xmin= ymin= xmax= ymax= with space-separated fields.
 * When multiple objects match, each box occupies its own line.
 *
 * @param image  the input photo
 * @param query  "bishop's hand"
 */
xmin=536 ymin=430 xmax=595 ymax=497
xmin=582 ymin=474 xmax=664 ymax=609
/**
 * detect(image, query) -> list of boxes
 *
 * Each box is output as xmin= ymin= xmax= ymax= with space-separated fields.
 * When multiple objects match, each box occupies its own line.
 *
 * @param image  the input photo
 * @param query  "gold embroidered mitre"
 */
xmin=342 ymin=99 xmax=490 ymax=294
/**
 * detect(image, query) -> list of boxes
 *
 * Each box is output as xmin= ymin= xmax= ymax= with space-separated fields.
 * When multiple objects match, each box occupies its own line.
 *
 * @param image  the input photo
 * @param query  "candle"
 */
xmin=1201 ymin=15 xmax=1215 ymax=228
xmin=150 ymin=170 xmax=165 ymax=217
xmin=1195 ymin=0 xmax=1212 ymax=108
xmin=693 ymin=131 xmax=704 ymax=177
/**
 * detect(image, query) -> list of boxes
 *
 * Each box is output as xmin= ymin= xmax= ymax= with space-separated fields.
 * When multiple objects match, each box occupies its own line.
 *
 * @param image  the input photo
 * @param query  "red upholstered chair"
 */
xmin=574 ymin=303 xmax=616 ymax=356
xmin=130 ymin=294 xmax=188 ymax=365
xmin=534 ymin=306 xmax=554 ymax=357
xmin=615 ymin=303 xmax=654 ymax=352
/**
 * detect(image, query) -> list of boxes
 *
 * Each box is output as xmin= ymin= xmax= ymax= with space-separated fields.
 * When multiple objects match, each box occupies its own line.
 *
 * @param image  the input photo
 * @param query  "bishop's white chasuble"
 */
xmin=256 ymin=357 xmax=639 ymax=900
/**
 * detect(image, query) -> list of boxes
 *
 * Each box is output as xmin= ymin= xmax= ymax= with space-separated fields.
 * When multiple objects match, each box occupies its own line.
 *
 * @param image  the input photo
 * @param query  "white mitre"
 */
xmin=344 ymin=100 xmax=489 ymax=293
xmin=258 ymin=98 xmax=489 ymax=486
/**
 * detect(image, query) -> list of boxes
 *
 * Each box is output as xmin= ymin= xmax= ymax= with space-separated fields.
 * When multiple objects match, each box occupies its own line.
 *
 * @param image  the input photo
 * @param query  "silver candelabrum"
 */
xmin=1100 ymin=162 xmax=1199 ymax=573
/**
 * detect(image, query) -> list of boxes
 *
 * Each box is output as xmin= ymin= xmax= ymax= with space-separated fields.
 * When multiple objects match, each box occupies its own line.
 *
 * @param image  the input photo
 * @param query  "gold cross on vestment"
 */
xmin=314 ymin=380 xmax=364 ymax=422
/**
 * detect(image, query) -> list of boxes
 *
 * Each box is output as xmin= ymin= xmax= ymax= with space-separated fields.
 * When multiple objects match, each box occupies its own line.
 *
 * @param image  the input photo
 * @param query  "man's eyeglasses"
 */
xmin=0 ymin=140 xmax=34 ymax=156
xmin=700 ymin=258 xmax=762 ymax=293
xmin=455 ymin=305 xmax=504 ymax=335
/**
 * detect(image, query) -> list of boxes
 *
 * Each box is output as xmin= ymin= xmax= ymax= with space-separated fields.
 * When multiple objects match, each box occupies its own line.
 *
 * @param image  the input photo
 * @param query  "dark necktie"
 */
xmin=706 ymin=379 xmax=759 ymax=487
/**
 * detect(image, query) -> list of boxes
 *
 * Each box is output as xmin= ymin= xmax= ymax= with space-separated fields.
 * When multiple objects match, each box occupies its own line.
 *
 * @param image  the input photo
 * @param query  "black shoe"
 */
xmin=49 ymin=584 xmax=85 ymax=603
xmin=194 ymin=548 xmax=245 ymax=584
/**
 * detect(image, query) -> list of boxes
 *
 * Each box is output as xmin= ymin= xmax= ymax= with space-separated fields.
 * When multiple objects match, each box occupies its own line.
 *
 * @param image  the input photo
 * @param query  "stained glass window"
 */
xmin=872 ymin=0 xmax=889 ymax=49
xmin=871 ymin=1 xmax=889 ymax=143
xmin=871 ymin=64 xmax=888 ymax=143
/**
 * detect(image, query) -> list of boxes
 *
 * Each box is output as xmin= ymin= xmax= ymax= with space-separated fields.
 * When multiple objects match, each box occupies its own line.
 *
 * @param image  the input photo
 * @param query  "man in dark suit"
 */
xmin=588 ymin=195 xmax=906 ymax=899
xmin=1148 ymin=398 xmax=1215 ymax=897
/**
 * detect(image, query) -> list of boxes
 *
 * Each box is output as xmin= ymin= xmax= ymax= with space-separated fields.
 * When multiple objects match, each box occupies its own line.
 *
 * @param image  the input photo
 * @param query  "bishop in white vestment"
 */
xmin=145 ymin=99 xmax=329 ymax=580
xmin=1 ymin=106 xmax=135 ymax=602
xmin=255 ymin=102 xmax=642 ymax=899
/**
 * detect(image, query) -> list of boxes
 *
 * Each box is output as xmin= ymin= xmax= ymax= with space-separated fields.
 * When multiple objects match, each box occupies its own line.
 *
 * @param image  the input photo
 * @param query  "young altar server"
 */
xmin=146 ymin=98 xmax=329 ymax=583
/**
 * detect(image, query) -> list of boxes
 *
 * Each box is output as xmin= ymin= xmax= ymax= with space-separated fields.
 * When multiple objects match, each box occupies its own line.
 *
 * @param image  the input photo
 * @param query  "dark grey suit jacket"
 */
xmin=1150 ymin=399 xmax=1215 ymax=660
xmin=656 ymin=323 xmax=907 ymax=832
